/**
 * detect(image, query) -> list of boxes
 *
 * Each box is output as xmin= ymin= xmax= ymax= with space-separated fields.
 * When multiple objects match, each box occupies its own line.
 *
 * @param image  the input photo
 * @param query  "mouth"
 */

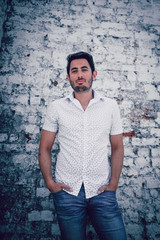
xmin=76 ymin=79 xmax=86 ymax=84
xmin=77 ymin=81 xmax=85 ymax=84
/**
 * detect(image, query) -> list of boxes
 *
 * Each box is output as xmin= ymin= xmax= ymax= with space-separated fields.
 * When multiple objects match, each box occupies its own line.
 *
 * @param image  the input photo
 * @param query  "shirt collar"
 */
xmin=66 ymin=90 xmax=104 ymax=103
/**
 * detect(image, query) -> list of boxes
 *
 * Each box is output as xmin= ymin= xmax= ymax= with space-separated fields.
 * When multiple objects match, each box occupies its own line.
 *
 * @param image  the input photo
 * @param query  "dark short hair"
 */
xmin=66 ymin=51 xmax=95 ymax=75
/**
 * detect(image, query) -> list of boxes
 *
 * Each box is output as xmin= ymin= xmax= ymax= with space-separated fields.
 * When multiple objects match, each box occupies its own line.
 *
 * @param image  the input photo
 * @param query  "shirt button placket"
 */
xmin=82 ymin=110 xmax=87 ymax=186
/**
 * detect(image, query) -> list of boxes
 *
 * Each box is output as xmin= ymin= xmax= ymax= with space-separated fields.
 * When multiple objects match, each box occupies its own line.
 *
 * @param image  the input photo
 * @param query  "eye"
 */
xmin=71 ymin=70 xmax=78 ymax=73
xmin=82 ymin=68 xmax=88 ymax=72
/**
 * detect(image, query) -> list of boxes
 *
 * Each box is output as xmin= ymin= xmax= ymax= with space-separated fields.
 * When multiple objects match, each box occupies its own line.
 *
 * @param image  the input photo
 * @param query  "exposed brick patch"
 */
xmin=54 ymin=80 xmax=58 ymax=86
xmin=123 ymin=131 xmax=136 ymax=137
xmin=130 ymin=107 xmax=157 ymax=120
xmin=25 ymin=133 xmax=31 ymax=143
xmin=133 ymin=41 xmax=139 ymax=47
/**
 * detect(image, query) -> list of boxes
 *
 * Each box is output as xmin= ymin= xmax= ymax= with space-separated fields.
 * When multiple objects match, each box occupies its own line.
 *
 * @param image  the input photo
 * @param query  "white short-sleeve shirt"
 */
xmin=43 ymin=90 xmax=123 ymax=198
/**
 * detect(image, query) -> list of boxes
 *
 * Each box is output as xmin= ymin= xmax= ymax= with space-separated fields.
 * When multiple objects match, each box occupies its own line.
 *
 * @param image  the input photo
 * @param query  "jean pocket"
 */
xmin=52 ymin=190 xmax=64 ymax=196
xmin=103 ymin=190 xmax=116 ymax=198
xmin=99 ymin=190 xmax=117 ymax=203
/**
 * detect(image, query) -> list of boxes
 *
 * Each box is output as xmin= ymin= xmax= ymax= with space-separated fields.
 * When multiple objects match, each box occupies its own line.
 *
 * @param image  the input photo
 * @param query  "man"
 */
xmin=39 ymin=51 xmax=127 ymax=240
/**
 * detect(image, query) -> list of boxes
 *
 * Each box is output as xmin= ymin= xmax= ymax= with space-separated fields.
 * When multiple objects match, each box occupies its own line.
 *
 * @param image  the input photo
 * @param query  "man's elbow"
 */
xmin=39 ymin=146 xmax=51 ymax=156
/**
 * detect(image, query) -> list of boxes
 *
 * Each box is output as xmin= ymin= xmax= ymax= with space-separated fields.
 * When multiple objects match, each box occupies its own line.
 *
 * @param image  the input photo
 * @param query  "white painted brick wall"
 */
xmin=0 ymin=0 xmax=160 ymax=239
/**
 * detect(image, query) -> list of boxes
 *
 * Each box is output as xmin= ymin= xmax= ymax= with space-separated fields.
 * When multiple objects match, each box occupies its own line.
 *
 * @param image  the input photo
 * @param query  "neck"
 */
xmin=74 ymin=89 xmax=93 ymax=111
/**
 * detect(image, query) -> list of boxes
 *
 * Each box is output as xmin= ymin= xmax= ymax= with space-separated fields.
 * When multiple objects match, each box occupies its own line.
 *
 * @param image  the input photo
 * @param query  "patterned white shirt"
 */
xmin=43 ymin=91 xmax=123 ymax=198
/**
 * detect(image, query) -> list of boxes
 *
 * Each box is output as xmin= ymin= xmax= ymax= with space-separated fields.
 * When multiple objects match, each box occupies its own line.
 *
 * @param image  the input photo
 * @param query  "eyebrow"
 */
xmin=71 ymin=66 xmax=89 ymax=71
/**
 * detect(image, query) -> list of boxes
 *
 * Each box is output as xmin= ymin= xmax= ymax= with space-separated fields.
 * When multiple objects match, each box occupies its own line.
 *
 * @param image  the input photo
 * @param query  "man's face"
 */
xmin=67 ymin=59 xmax=97 ymax=93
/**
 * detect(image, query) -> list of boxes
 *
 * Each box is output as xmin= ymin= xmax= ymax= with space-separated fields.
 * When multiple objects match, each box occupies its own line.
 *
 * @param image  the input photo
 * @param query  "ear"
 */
xmin=92 ymin=70 xmax=97 ymax=81
xmin=67 ymin=74 xmax=70 ymax=82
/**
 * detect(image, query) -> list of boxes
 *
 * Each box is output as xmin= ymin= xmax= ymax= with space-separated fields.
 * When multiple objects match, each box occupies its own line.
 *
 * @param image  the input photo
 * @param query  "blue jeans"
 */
xmin=53 ymin=184 xmax=127 ymax=240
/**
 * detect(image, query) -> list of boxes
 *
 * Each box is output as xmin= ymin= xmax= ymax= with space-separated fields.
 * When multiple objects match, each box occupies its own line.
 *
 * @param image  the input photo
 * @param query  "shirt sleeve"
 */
xmin=110 ymin=100 xmax=123 ymax=135
xmin=43 ymin=101 xmax=58 ymax=133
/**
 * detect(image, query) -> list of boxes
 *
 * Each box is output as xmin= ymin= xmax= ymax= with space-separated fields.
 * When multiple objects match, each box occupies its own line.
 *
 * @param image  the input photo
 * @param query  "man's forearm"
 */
xmin=110 ymin=146 xmax=124 ymax=189
xmin=39 ymin=149 xmax=54 ymax=186
xmin=38 ymin=130 xmax=71 ymax=193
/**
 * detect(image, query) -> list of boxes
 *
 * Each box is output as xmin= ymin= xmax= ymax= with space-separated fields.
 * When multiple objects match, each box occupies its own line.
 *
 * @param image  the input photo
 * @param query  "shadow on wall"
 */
xmin=0 ymin=104 xmax=43 ymax=237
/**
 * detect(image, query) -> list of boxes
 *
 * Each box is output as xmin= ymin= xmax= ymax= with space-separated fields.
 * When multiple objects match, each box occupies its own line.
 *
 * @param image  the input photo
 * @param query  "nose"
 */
xmin=77 ymin=70 xmax=83 ymax=79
